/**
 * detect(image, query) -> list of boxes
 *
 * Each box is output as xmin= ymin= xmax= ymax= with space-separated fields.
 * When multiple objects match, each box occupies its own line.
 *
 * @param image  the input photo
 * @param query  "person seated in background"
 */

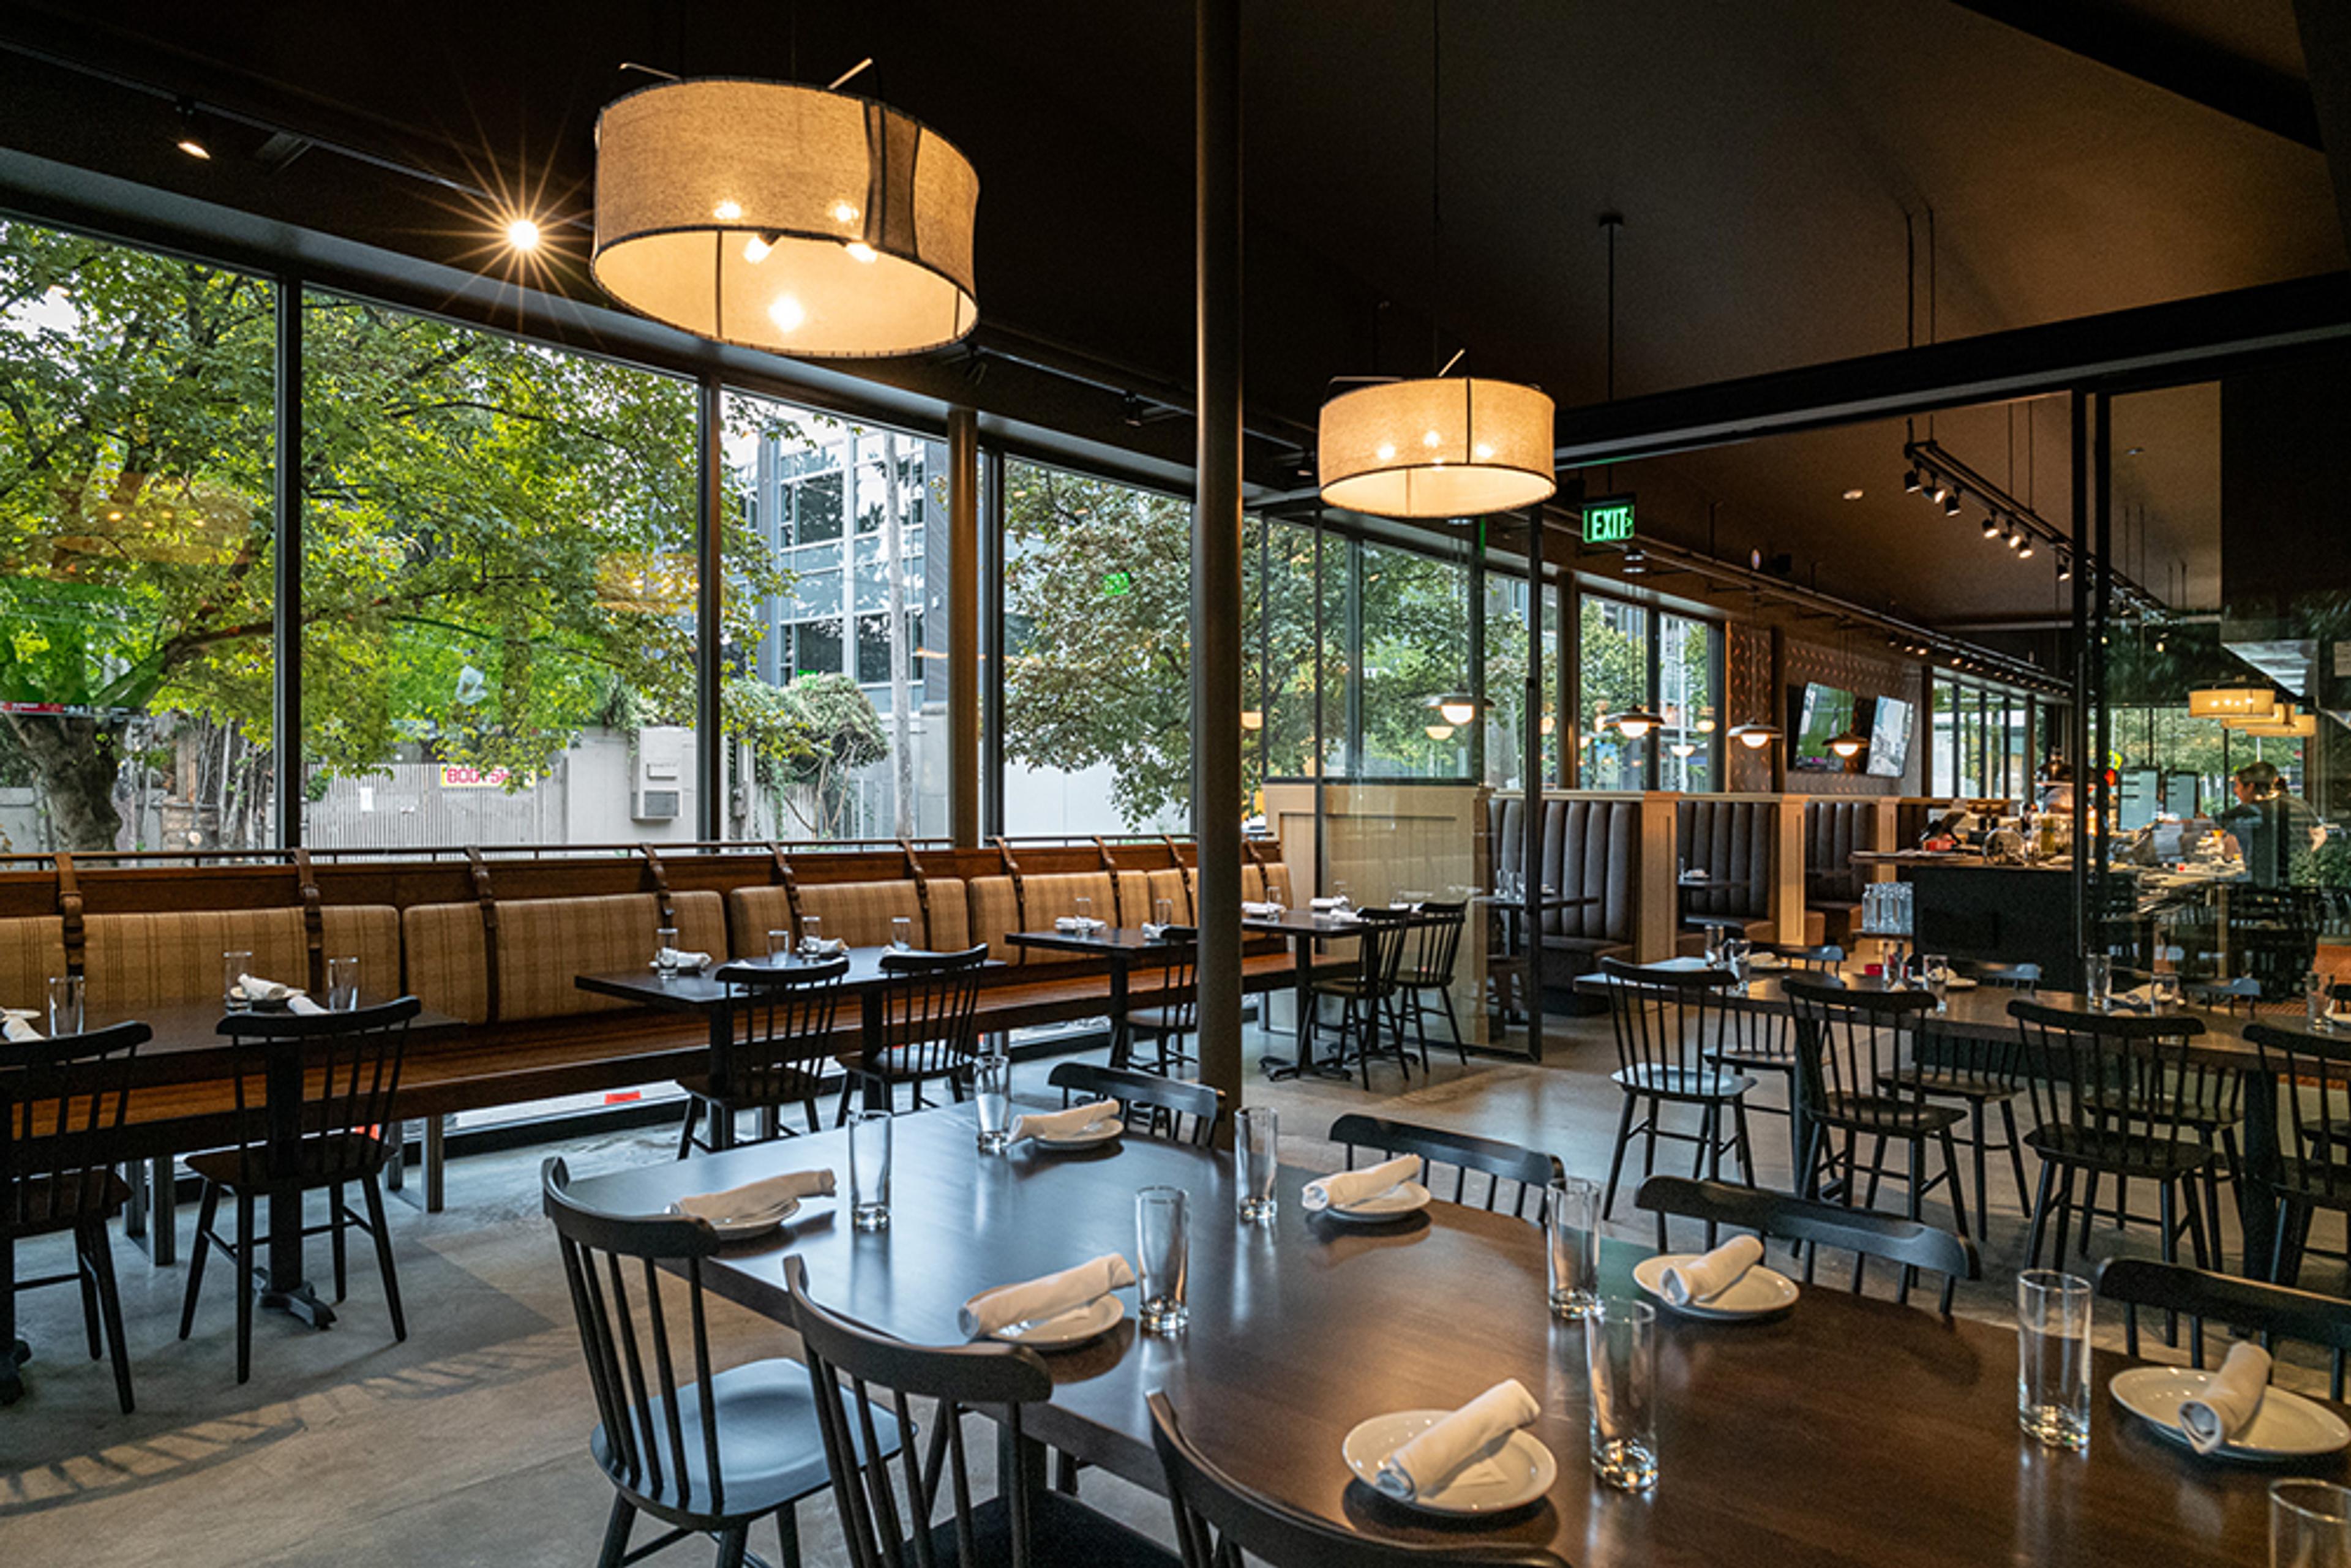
xmin=2217 ymin=759 xmax=2320 ymax=887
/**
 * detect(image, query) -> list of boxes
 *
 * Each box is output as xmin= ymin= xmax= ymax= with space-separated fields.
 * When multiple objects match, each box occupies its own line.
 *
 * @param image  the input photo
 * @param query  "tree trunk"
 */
xmin=7 ymin=713 xmax=124 ymax=850
xmin=880 ymin=432 xmax=917 ymax=839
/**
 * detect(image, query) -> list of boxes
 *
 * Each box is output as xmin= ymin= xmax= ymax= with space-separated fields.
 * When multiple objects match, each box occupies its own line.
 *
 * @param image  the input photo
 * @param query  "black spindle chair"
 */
xmin=1705 ymin=945 xmax=1845 ymax=1166
xmin=2008 ymin=999 xmax=2219 ymax=1274
xmin=1949 ymin=959 xmax=2041 ymax=991
xmin=1122 ymin=937 xmax=1198 ymax=1076
xmin=1326 ymin=1114 xmax=1562 ymax=1222
xmin=1308 ymin=910 xmax=1418 ymax=1089
xmin=1880 ymin=1007 xmax=2031 ymax=1244
xmin=677 ymin=956 xmax=850 ymax=1157
xmin=838 ymin=946 xmax=988 ymax=1120
xmin=1597 ymin=959 xmax=1755 ymax=1220
xmin=1 ymin=1021 xmax=148 ymax=1412
xmin=782 ymin=1257 xmax=1177 ymax=1568
xmin=1636 ymin=1174 xmax=1979 ymax=1314
xmin=1149 ymin=1392 xmax=1569 ymax=1568
xmin=2096 ymin=1258 xmax=2351 ymax=1398
xmin=1048 ymin=1061 xmax=1223 ymax=1149
xmin=2247 ymin=1021 xmax=2351 ymax=1286
xmin=1783 ymin=977 xmax=1971 ymax=1245
xmin=179 ymin=997 xmax=418 ymax=1384
xmin=1393 ymin=900 xmax=1471 ymax=1068
xmin=545 ymin=1160 xmax=888 ymax=1568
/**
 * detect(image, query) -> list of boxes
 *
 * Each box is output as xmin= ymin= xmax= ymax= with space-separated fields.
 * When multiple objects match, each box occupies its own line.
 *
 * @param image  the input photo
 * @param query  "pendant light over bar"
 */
xmin=593 ymin=76 xmax=979 ymax=359
xmin=2188 ymin=685 xmax=2278 ymax=720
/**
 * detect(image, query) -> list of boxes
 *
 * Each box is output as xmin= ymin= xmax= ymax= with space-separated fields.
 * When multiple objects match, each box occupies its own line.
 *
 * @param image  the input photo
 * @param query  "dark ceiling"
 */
xmin=0 ymin=0 xmax=2334 ymax=632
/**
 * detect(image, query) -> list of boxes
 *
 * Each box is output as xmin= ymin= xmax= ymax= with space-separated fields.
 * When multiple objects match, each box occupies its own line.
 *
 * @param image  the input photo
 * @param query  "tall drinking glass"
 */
xmin=654 ymin=926 xmax=680 ymax=975
xmin=1923 ymin=953 xmax=1951 ymax=1014
xmin=801 ymin=915 xmax=825 ymax=956
xmin=2272 ymin=1479 xmax=2351 ymax=1568
xmin=223 ymin=950 xmax=253 ymax=1010
xmin=768 ymin=928 xmax=793 ymax=963
xmin=1073 ymin=897 xmax=1094 ymax=929
xmin=849 ymin=1110 xmax=892 ymax=1231
xmin=2083 ymin=953 xmax=2113 ymax=1013
xmin=1586 ymin=1297 xmax=1658 ymax=1491
xmin=1155 ymin=897 xmax=1176 ymax=929
xmin=2017 ymin=1269 xmax=2093 ymax=1449
xmin=1136 ymin=1186 xmax=1189 ymax=1332
xmin=891 ymin=915 xmax=913 ymax=951
xmin=973 ymin=1054 xmax=1013 ymax=1153
xmin=2150 ymin=971 xmax=2182 ymax=1013
xmin=47 ymin=974 xmax=83 ymax=1037
xmin=328 ymin=956 xmax=362 ymax=1011
xmin=1235 ymin=1107 xmax=1279 ymax=1223
xmin=1545 ymin=1177 xmax=1602 ymax=1319
xmin=2309 ymin=970 xmax=2333 ymax=1033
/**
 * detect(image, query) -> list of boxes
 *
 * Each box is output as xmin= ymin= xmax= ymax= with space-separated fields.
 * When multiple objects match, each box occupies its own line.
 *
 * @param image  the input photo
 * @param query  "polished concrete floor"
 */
xmin=2 ymin=1010 xmax=2336 ymax=1565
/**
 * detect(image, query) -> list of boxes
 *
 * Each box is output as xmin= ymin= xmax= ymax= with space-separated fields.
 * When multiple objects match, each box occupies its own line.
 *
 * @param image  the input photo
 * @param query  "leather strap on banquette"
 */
xmin=467 ymin=847 xmax=501 ymax=1025
xmin=767 ymin=842 xmax=807 ymax=937
xmin=639 ymin=843 xmax=677 ymax=929
xmin=293 ymin=847 xmax=327 ymax=994
xmin=1163 ymin=835 xmax=1198 ymax=921
xmin=899 ymin=841 xmax=936 ymax=947
xmin=1093 ymin=836 xmax=1123 ymax=926
xmin=56 ymin=852 xmax=84 ymax=978
xmin=994 ymin=836 xmax=1028 ymax=958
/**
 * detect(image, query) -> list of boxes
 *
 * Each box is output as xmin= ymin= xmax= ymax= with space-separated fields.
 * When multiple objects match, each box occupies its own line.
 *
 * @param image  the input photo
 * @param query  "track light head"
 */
xmin=1942 ymin=493 xmax=1961 ymax=517
xmin=1982 ymin=514 xmax=2001 ymax=539
xmin=1902 ymin=469 xmax=1922 ymax=495
xmin=2016 ymin=536 xmax=2034 ymax=560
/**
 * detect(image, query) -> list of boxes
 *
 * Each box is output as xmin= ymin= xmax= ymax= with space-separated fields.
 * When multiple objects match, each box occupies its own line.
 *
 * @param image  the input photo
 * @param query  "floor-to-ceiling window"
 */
xmin=1482 ymin=571 xmax=1560 ymax=790
xmin=0 ymin=219 xmax=279 ymax=854
xmin=1659 ymin=611 xmax=1719 ymax=792
xmin=1579 ymin=596 xmax=1651 ymax=789
xmin=1356 ymin=539 xmax=1471 ymax=779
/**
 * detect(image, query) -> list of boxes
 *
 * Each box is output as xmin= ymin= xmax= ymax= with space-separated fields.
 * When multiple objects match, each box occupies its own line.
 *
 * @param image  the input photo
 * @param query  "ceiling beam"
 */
xmin=1948 ymin=0 xmax=2322 ymax=151
xmin=1551 ymin=271 xmax=2351 ymax=468
xmin=2295 ymin=0 xmax=2351 ymax=264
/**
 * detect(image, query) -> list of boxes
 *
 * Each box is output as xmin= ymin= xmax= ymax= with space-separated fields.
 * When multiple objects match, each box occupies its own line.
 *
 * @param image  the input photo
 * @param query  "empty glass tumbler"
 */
xmin=891 ymin=916 xmax=913 ymax=951
xmin=2310 ymin=970 xmax=2334 ymax=1033
xmin=2083 ymin=954 xmax=2113 ymax=1013
xmin=768 ymin=928 xmax=793 ymax=962
xmin=1155 ymin=897 xmax=1176 ymax=929
xmin=1545 ymin=1177 xmax=1602 ymax=1319
xmin=801 ymin=916 xmax=825 ymax=957
xmin=1586 ymin=1297 xmax=1658 ymax=1491
xmin=2272 ymin=1479 xmax=2351 ymax=1568
xmin=223 ymin=950 xmax=253 ymax=1010
xmin=2016 ymin=1269 xmax=2093 ymax=1450
xmin=849 ymin=1110 xmax=892 ymax=1231
xmin=328 ymin=956 xmax=362 ymax=1012
xmin=973 ymin=1055 xmax=1013 ymax=1153
xmin=1235 ymin=1107 xmax=1279 ymax=1223
xmin=47 ymin=974 xmax=83 ymax=1037
xmin=1136 ymin=1185 xmax=1190 ymax=1332
xmin=654 ymin=926 xmax=680 ymax=975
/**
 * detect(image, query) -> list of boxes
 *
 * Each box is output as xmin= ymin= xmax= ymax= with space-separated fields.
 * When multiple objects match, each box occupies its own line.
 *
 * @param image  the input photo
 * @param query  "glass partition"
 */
xmin=1580 ymin=595 xmax=1651 ymax=789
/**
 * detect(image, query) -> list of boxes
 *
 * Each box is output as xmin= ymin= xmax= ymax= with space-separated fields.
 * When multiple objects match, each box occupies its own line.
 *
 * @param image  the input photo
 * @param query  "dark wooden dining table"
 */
xmin=1239 ymin=907 xmax=1443 ymax=1081
xmin=1004 ymin=926 xmax=1195 ymax=1068
xmin=562 ymin=1102 xmax=2328 ymax=1566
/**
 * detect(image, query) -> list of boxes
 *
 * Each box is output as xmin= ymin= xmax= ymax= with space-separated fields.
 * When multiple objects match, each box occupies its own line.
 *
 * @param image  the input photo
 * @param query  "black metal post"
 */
xmin=2068 ymin=391 xmax=2091 ymax=959
xmin=981 ymin=446 xmax=1006 ymax=840
xmin=1526 ymin=489 xmax=1569 ymax=1061
xmin=2091 ymin=394 xmax=2113 ymax=920
xmin=696 ymin=377 xmax=724 ymax=840
xmin=948 ymin=407 xmax=981 ymax=847
xmin=1468 ymin=519 xmax=1487 ymax=784
xmin=273 ymin=280 xmax=302 ymax=847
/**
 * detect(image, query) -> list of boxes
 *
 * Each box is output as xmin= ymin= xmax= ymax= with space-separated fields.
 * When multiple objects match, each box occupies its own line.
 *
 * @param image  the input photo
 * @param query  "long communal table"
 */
xmin=563 ymin=1103 xmax=2327 ymax=1566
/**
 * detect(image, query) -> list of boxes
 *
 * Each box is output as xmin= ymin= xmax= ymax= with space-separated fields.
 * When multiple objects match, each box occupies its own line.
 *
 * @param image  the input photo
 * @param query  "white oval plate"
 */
xmin=1317 ymin=1180 xmax=1433 ymax=1225
xmin=2110 ymin=1367 xmax=2351 ymax=1461
xmin=1746 ymin=953 xmax=1788 ymax=971
xmin=1341 ymin=1410 xmax=1556 ymax=1515
xmin=989 ymin=1294 xmax=1124 ymax=1349
xmin=1032 ymin=1118 xmax=1124 ymax=1150
xmin=1633 ymin=1253 xmax=1800 ymax=1319
xmin=673 ymin=1195 xmax=800 ymax=1241
xmin=1943 ymin=976 xmax=1981 ymax=991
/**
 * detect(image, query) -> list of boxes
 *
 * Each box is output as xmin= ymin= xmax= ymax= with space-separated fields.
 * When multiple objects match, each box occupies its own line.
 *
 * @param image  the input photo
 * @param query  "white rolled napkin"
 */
xmin=238 ymin=973 xmax=306 ymax=1006
xmin=672 ymin=1169 xmax=836 ymax=1225
xmin=2 ymin=1013 xmax=42 ymax=1042
xmin=1661 ymin=1234 xmax=1766 ymax=1306
xmin=658 ymin=947 xmax=714 ymax=972
xmin=1052 ymin=915 xmax=1106 ymax=934
xmin=803 ymin=936 xmax=847 ymax=956
xmin=1302 ymin=1154 xmax=1419 ymax=1214
xmin=958 ymin=1253 xmax=1136 ymax=1338
xmin=1310 ymin=895 xmax=1348 ymax=911
xmin=287 ymin=994 xmax=326 ymax=1016
xmin=1010 ymin=1099 xmax=1121 ymax=1142
xmin=2180 ymin=1341 xmax=2271 ymax=1454
xmin=1372 ymin=1379 xmax=1541 ymax=1501
xmin=1241 ymin=901 xmax=1278 ymax=918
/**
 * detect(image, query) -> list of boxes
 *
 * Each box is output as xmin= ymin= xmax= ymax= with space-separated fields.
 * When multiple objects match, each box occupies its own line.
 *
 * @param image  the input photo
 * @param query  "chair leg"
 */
xmin=2049 ymin=1166 xmax=2078 ymax=1270
xmin=1861 ymin=1135 xmax=1891 ymax=1212
xmin=774 ymin=1502 xmax=803 ymax=1568
xmin=1968 ymin=1103 xmax=1991 ymax=1241
xmin=1999 ymin=1101 xmax=2029 ymax=1225
xmin=713 ymin=1522 xmax=751 ymax=1568
xmin=1439 ymin=987 xmax=1469 ymax=1065
xmin=234 ymin=1191 xmax=257 ymax=1386
xmin=676 ymin=1099 xmax=702 ymax=1160
xmin=1938 ymin=1127 xmax=1970 ymax=1240
xmin=2026 ymin=1160 xmax=2056 ymax=1269
xmin=1695 ymin=1101 xmax=1720 ymax=1180
xmin=75 ymin=1233 xmax=101 ymax=1359
xmin=331 ymin=1182 xmax=350 ymax=1303
xmin=180 ymin=1179 xmax=222 ymax=1340
xmin=83 ymin=1223 xmax=133 ymax=1414
xmin=363 ymin=1172 xmax=407 ymax=1342
xmin=1731 ymin=1098 xmax=1758 ymax=1188
xmin=595 ymin=1496 xmax=636 ymax=1568
xmin=1602 ymin=1093 xmax=1639 ymax=1220
xmin=2274 ymin=1202 xmax=2298 ymax=1286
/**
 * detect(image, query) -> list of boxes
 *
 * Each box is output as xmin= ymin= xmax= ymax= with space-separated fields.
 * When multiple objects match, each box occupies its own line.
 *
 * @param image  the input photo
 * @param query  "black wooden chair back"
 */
xmin=1635 ymin=1175 xmax=1980 ymax=1315
xmin=1326 ymin=1113 xmax=1562 ymax=1221
xmin=1399 ymin=901 xmax=1468 ymax=987
xmin=0 ymin=1022 xmax=148 ymax=1234
xmin=1950 ymin=959 xmax=2041 ymax=991
xmin=1348 ymin=910 xmax=1416 ymax=1001
xmin=712 ymin=955 xmax=849 ymax=1104
xmin=2225 ymin=887 xmax=2323 ymax=1001
xmin=2007 ymin=999 xmax=2212 ymax=1158
xmin=1148 ymin=1392 xmax=1568 ymax=1568
xmin=871 ymin=945 xmax=988 ymax=1084
xmin=1599 ymin=959 xmax=1737 ymax=1089
xmin=1049 ymin=1061 xmax=1223 ymax=1148
xmin=220 ymin=998 xmax=418 ymax=1180
xmin=542 ymin=1156 xmax=738 ymax=1517
xmin=1782 ymin=976 xmax=1937 ymax=1112
xmin=783 ymin=1255 xmax=1054 ymax=1568
xmin=2096 ymin=1257 xmax=2351 ymax=1400
xmin=1757 ymin=942 xmax=1844 ymax=971
xmin=2248 ymin=1021 xmax=2351 ymax=1209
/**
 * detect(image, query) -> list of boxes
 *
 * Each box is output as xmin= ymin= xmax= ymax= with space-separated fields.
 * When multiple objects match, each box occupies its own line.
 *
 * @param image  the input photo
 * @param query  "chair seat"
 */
xmin=1813 ymin=1093 xmax=1967 ymax=1138
xmin=1886 ymin=1067 xmax=2021 ymax=1103
xmin=838 ymin=1048 xmax=964 ymax=1081
xmin=2074 ymin=1088 xmax=2240 ymax=1132
xmin=675 ymin=1068 xmax=836 ymax=1109
xmin=4 ymin=1169 xmax=130 ymax=1239
xmin=187 ymin=1133 xmax=392 ymax=1193
xmin=591 ymin=1358 xmax=899 ymax=1521
xmin=1128 ymin=1007 xmax=1193 ymax=1035
xmin=1399 ymin=967 xmax=1452 ymax=989
xmin=925 ymin=1488 xmax=1179 ymax=1568
xmin=1613 ymin=1064 xmax=1755 ymax=1101
xmin=2273 ymin=1158 xmax=2351 ymax=1210
xmin=2023 ymin=1125 xmax=2215 ymax=1177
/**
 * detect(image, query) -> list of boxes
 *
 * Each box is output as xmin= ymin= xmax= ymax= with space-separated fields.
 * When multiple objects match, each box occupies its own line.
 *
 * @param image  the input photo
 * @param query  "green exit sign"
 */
xmin=1102 ymin=569 xmax=1133 ymax=596
xmin=1583 ymin=497 xmax=1637 ymax=546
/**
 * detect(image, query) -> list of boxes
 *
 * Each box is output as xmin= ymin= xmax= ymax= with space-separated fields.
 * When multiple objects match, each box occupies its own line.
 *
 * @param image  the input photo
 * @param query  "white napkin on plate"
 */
xmin=803 ymin=936 xmax=848 ymax=956
xmin=1372 ymin=1378 xmax=1541 ymax=1501
xmin=2 ymin=1013 xmax=42 ymax=1041
xmin=1011 ymin=1099 xmax=1120 ymax=1142
xmin=1302 ymin=1154 xmax=1419 ymax=1214
xmin=1052 ymin=915 xmax=1106 ymax=934
xmin=1241 ymin=901 xmax=1278 ymax=918
xmin=1310 ymin=895 xmax=1349 ymax=911
xmin=2180 ymin=1341 xmax=2271 ymax=1454
xmin=1661 ymin=1234 xmax=1765 ymax=1305
xmin=672 ymin=1169 xmax=836 ymax=1225
xmin=958 ymin=1253 xmax=1136 ymax=1338
xmin=658 ymin=947 xmax=714 ymax=972
xmin=2109 ymin=985 xmax=2158 ymax=1011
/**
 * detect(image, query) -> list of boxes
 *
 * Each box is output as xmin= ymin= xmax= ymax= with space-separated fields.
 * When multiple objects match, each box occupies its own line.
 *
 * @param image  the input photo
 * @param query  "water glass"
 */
xmin=973 ymin=1054 xmax=1013 ymax=1153
xmin=2272 ymin=1479 xmax=2351 ymax=1567
xmin=1235 ymin=1106 xmax=1279 ymax=1223
xmin=1136 ymin=1186 xmax=1190 ymax=1332
xmin=2083 ymin=953 xmax=2113 ymax=1013
xmin=223 ymin=950 xmax=253 ymax=1010
xmin=1073 ymin=896 xmax=1094 ymax=928
xmin=1154 ymin=897 xmax=1176 ymax=929
xmin=1725 ymin=938 xmax=1752 ymax=988
xmin=2309 ymin=970 xmax=2334 ymax=1033
xmin=768 ymin=928 xmax=794 ymax=962
xmin=1545 ymin=1177 xmax=1602 ymax=1319
xmin=1923 ymin=953 xmax=1951 ymax=1013
xmin=2017 ymin=1269 xmax=2093 ymax=1449
xmin=1586 ymin=1297 xmax=1658 ymax=1491
xmin=1703 ymin=925 xmax=1727 ymax=968
xmin=801 ymin=915 xmax=825 ymax=957
xmin=654 ymin=925 xmax=680 ymax=975
xmin=849 ymin=1110 xmax=892 ymax=1231
xmin=890 ymin=915 xmax=913 ymax=952
xmin=327 ymin=956 xmax=362 ymax=1011
xmin=2150 ymin=971 xmax=2182 ymax=1013
xmin=47 ymin=974 xmax=83 ymax=1037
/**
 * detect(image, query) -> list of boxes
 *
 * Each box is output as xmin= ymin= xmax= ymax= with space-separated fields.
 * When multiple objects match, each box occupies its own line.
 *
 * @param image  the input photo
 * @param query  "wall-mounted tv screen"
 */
xmin=1790 ymin=683 xmax=1859 ymax=773
xmin=1866 ymin=696 xmax=1913 ymax=778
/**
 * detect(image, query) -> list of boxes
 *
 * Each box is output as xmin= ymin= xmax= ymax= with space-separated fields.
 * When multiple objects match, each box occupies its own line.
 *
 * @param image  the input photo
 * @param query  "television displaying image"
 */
xmin=1790 ymin=683 xmax=1859 ymax=773
xmin=1865 ymin=696 xmax=1914 ymax=779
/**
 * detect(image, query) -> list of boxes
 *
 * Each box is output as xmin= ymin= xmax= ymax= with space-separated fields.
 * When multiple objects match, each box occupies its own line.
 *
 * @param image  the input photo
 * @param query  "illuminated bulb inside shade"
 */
xmin=743 ymin=233 xmax=774 ymax=264
xmin=844 ymin=241 xmax=879 ymax=264
xmin=1240 ymin=709 xmax=1263 ymax=732
xmin=830 ymin=200 xmax=860 ymax=224
xmin=1670 ymin=743 xmax=1697 ymax=759
xmin=1425 ymin=723 xmax=1456 ymax=741
xmin=1376 ymin=443 xmax=1397 ymax=461
xmin=713 ymin=200 xmax=743 ymax=220
xmin=768 ymin=295 xmax=806 ymax=332
xmin=177 ymin=138 xmax=212 ymax=160
xmin=1829 ymin=733 xmax=1865 ymax=759
xmin=504 ymin=219 xmax=542 ymax=251
xmin=1474 ymin=443 xmax=1494 ymax=460
xmin=1422 ymin=429 xmax=1441 ymax=448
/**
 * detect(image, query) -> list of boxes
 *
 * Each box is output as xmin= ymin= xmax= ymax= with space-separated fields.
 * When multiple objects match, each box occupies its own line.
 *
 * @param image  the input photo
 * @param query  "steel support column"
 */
xmin=696 ymin=377 xmax=724 ymax=839
xmin=947 ymin=407 xmax=981 ymax=847
xmin=2068 ymin=392 xmax=2091 ymax=959
xmin=273 ymin=280 xmax=302 ymax=847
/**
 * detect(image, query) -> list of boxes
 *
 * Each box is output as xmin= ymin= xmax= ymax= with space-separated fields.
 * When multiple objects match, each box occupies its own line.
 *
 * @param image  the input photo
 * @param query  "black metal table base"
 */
xmin=258 ymin=1275 xmax=338 ymax=1329
xmin=2 ymin=1336 xmax=27 ymax=1404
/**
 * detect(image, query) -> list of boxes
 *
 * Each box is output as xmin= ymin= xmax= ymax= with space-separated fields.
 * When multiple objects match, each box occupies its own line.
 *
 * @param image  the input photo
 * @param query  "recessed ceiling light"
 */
xmin=1842 ymin=488 xmax=1864 ymax=501
xmin=504 ymin=218 xmax=542 ymax=251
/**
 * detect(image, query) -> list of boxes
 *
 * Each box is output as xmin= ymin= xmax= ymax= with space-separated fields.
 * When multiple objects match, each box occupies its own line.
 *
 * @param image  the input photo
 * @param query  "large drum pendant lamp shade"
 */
xmin=594 ymin=78 xmax=978 ymax=359
xmin=1318 ymin=377 xmax=1556 ymax=519
xmin=2188 ymin=686 xmax=2276 ymax=721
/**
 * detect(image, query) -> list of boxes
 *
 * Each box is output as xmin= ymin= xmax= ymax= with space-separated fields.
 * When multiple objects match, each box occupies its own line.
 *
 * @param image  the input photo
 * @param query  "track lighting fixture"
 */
xmin=1942 ymin=493 xmax=1961 ymax=517
xmin=1929 ymin=479 xmax=1950 ymax=505
xmin=2005 ymin=527 xmax=2022 ymax=552
xmin=2016 ymin=536 xmax=2034 ymax=560
xmin=1903 ymin=470 xmax=1922 ymax=495
xmin=174 ymin=98 xmax=211 ymax=160
xmin=1981 ymin=514 xmax=2000 ymax=539
xmin=2057 ymin=553 xmax=2072 ymax=582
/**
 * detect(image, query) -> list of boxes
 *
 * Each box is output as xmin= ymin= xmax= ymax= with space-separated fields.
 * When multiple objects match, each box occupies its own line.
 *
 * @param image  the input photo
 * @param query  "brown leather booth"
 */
xmin=1802 ymin=800 xmax=1873 ymax=947
xmin=1488 ymin=794 xmax=1642 ymax=1003
xmin=1673 ymin=798 xmax=1781 ymax=954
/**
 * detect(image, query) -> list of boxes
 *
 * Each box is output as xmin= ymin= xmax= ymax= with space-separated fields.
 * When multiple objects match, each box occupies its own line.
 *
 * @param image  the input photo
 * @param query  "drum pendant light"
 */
xmin=2188 ymin=686 xmax=2277 ymax=721
xmin=593 ymin=76 xmax=979 ymax=359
